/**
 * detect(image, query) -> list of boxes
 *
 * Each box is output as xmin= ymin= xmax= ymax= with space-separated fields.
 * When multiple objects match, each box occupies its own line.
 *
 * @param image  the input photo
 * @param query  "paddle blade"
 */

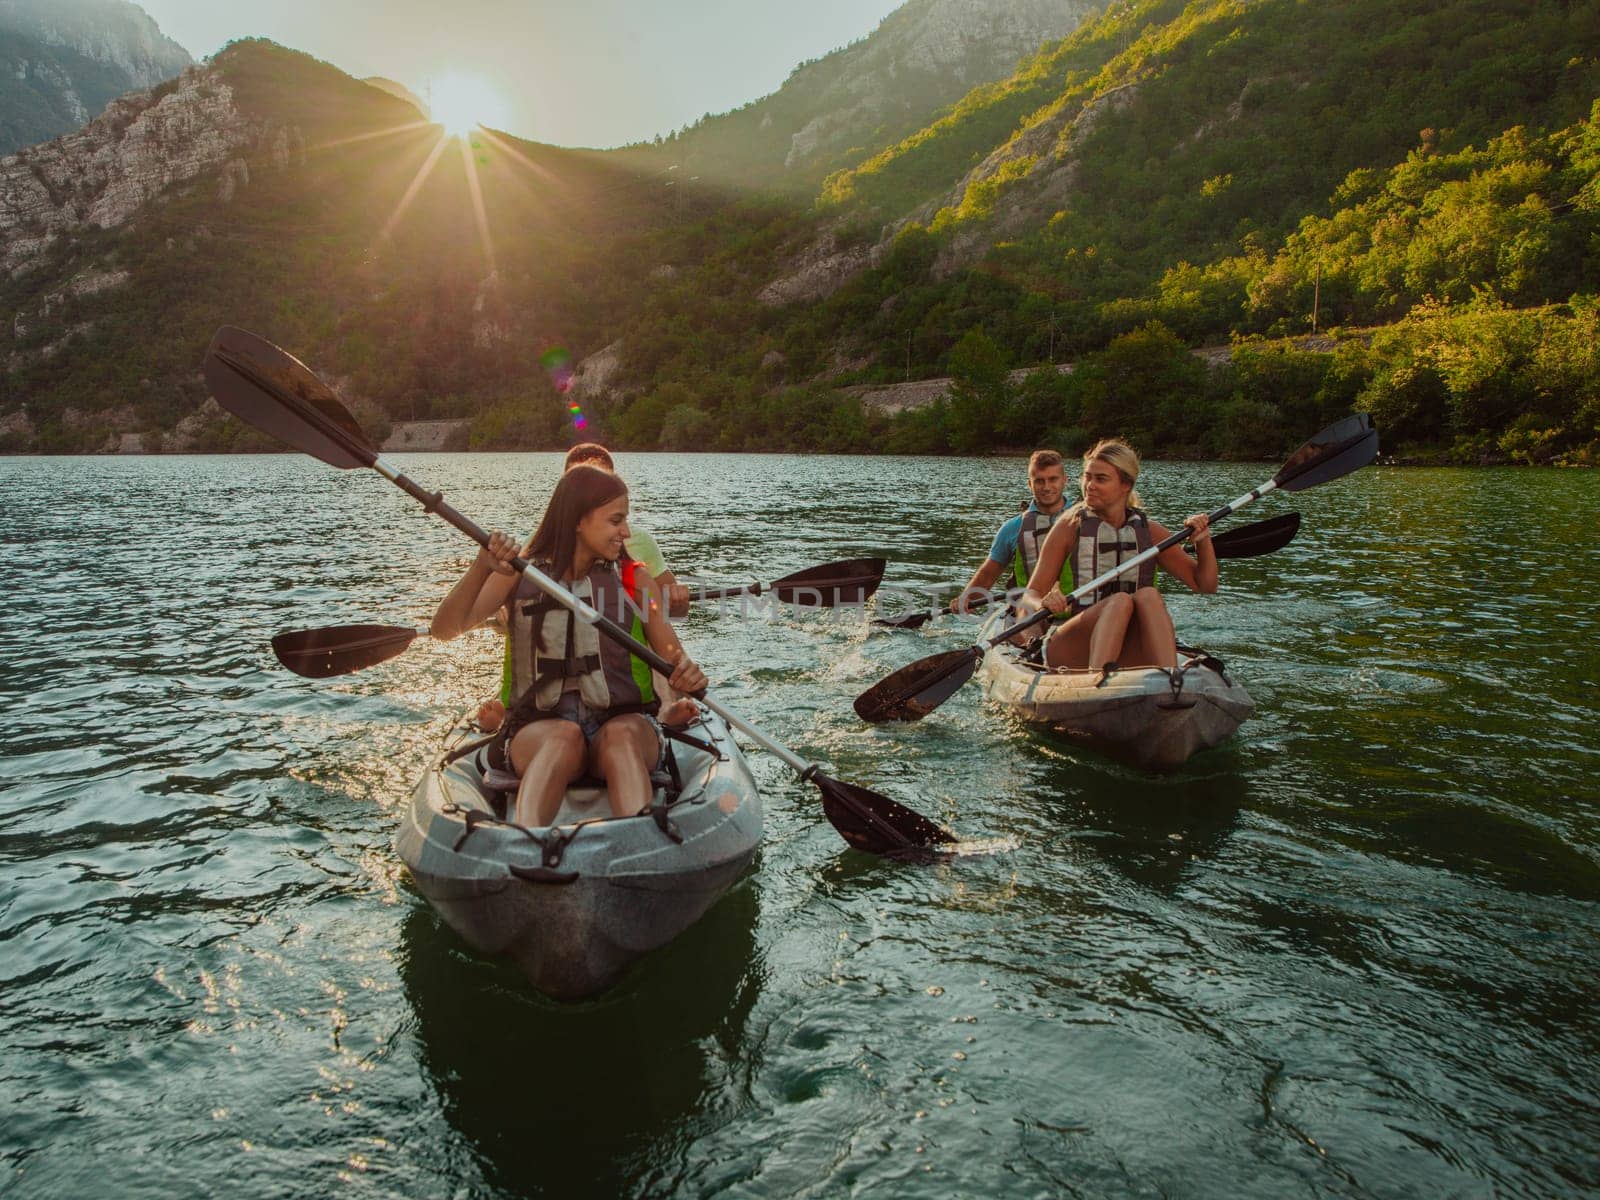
xmin=203 ymin=327 xmax=377 ymax=469
xmin=853 ymin=647 xmax=980 ymax=723
xmin=812 ymin=771 xmax=957 ymax=854
xmin=1210 ymin=512 xmax=1301 ymax=559
xmin=871 ymin=590 xmax=1000 ymax=630
xmin=872 ymin=608 xmax=937 ymax=630
xmin=271 ymin=624 xmax=418 ymax=678
xmin=772 ymin=556 xmax=886 ymax=607
xmin=1273 ymin=413 xmax=1378 ymax=493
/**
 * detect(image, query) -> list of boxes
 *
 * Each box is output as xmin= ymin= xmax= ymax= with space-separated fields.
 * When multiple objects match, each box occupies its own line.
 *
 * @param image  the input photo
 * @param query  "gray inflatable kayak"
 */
xmin=395 ymin=709 xmax=762 ymax=1000
xmin=976 ymin=609 xmax=1253 ymax=771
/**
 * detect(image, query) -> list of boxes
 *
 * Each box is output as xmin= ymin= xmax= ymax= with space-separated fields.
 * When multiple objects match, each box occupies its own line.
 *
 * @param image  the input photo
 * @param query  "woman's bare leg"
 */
xmin=509 ymin=720 xmax=587 ymax=826
xmin=1044 ymin=606 xmax=1101 ymax=669
xmin=1044 ymin=594 xmax=1136 ymax=680
xmin=588 ymin=714 xmax=660 ymax=817
xmin=1082 ymin=592 xmax=1135 ymax=674
xmin=1123 ymin=588 xmax=1178 ymax=668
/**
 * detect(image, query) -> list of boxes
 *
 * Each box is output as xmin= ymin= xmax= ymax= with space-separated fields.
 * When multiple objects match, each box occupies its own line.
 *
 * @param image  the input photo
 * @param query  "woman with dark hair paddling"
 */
xmin=1017 ymin=439 xmax=1218 ymax=682
xmin=431 ymin=465 xmax=706 ymax=825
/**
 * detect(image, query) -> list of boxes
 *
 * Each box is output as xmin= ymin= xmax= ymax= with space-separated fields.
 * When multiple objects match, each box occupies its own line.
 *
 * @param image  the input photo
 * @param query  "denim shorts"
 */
xmin=489 ymin=691 xmax=665 ymax=774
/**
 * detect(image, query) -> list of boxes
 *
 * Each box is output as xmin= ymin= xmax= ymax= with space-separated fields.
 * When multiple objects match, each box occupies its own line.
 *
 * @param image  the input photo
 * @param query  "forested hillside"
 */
xmin=596 ymin=0 xmax=1598 ymax=463
xmin=642 ymin=0 xmax=1099 ymax=190
xmin=2 ymin=0 xmax=1596 ymax=463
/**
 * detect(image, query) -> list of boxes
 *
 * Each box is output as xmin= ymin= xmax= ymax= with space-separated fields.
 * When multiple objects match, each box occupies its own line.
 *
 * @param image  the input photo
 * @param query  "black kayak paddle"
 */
xmin=871 ymin=512 xmax=1304 ymax=631
xmin=271 ymin=623 xmax=419 ymax=679
xmin=205 ymin=326 xmax=954 ymax=857
xmin=273 ymin=553 xmax=889 ymax=680
xmin=854 ymin=416 xmax=1377 ymax=722
xmin=690 ymin=558 xmax=885 ymax=606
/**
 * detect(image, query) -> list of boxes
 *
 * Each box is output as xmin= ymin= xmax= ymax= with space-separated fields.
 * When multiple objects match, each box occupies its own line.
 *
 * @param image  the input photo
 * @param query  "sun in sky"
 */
xmin=427 ymin=71 xmax=512 ymax=136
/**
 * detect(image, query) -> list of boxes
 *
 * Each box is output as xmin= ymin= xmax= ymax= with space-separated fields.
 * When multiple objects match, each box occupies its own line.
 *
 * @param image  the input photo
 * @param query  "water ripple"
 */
xmin=1 ymin=454 xmax=1596 ymax=1197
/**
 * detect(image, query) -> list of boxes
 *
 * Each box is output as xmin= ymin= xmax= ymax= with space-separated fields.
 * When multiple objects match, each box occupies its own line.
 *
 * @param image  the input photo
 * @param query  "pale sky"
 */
xmin=136 ymin=0 xmax=908 ymax=149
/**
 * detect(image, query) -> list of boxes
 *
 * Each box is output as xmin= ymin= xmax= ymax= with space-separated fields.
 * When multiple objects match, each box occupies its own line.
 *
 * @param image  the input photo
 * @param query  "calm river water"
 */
xmin=1 ymin=452 xmax=1596 ymax=1198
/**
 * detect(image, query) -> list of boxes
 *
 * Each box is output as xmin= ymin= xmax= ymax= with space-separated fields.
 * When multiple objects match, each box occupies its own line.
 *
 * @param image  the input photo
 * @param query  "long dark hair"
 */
xmin=526 ymin=464 xmax=629 ymax=579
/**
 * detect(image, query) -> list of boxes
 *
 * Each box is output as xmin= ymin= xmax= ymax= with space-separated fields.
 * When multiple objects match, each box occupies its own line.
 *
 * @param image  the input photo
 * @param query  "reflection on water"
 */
xmin=1 ymin=453 xmax=1597 ymax=1198
xmin=401 ymin=885 xmax=763 ymax=1197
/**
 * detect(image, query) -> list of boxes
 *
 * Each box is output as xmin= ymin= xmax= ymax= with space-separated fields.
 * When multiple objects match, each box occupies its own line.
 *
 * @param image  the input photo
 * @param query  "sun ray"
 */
xmin=379 ymin=128 xmax=451 ymax=244
xmin=304 ymin=119 xmax=436 ymax=155
xmin=458 ymin=133 xmax=496 ymax=273
xmin=475 ymin=129 xmax=565 ymax=190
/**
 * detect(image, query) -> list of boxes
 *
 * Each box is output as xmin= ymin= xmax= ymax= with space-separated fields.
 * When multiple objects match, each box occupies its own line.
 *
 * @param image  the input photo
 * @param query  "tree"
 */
xmin=946 ymin=328 xmax=1010 ymax=452
xmin=658 ymin=403 xmax=715 ymax=450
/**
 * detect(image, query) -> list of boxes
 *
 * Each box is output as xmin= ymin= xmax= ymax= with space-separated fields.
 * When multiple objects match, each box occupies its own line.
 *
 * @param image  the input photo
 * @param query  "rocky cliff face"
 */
xmin=778 ymin=0 xmax=1102 ymax=170
xmin=0 ymin=64 xmax=277 ymax=277
xmin=0 ymin=0 xmax=191 ymax=155
xmin=668 ymin=0 xmax=1101 ymax=186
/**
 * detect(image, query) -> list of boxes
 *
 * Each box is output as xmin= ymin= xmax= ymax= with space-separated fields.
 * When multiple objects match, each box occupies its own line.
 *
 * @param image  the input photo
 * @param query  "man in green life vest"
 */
xmin=476 ymin=442 xmax=688 ymax=731
xmin=950 ymin=449 xmax=1071 ymax=615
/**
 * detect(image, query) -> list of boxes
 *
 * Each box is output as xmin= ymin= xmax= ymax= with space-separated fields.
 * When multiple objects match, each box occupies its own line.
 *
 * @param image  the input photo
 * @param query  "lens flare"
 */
xmin=541 ymin=347 xmax=573 ymax=392
xmin=542 ymin=347 xmax=584 ymax=427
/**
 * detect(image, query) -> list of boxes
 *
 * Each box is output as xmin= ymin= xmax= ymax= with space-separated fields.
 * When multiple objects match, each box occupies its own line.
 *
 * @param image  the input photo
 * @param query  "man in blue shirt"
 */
xmin=952 ymin=449 xmax=1070 ymax=613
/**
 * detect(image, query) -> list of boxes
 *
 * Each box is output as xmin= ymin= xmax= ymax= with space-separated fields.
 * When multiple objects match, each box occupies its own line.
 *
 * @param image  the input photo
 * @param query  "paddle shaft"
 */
xmin=689 ymin=582 xmax=768 ymax=601
xmin=883 ymin=513 xmax=1296 ymax=628
xmin=372 ymin=458 xmax=816 ymax=775
xmin=995 ymin=479 xmax=1281 ymax=647
xmin=689 ymin=582 xmax=858 ymax=602
xmin=689 ymin=559 xmax=882 ymax=604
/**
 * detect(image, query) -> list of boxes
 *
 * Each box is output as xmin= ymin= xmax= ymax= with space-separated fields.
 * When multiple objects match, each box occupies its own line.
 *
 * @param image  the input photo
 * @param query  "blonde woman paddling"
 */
xmin=1016 ymin=439 xmax=1218 ymax=680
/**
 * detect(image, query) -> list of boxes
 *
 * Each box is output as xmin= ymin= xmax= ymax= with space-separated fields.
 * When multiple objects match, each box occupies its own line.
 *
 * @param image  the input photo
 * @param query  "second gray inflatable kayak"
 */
xmin=976 ymin=609 xmax=1253 ymax=770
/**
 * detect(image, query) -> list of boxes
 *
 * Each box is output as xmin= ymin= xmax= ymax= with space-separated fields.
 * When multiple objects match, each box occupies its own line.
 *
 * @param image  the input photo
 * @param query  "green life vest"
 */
xmin=1012 ymin=506 xmax=1073 ymax=591
xmin=503 ymin=558 xmax=657 ymax=716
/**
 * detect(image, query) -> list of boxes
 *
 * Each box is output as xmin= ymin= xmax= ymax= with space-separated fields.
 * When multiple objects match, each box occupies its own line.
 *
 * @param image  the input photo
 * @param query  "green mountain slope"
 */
xmin=593 ymin=0 xmax=1599 ymax=462
xmin=641 ymin=0 xmax=1102 ymax=191
xmin=2 ymin=2 xmax=1596 ymax=463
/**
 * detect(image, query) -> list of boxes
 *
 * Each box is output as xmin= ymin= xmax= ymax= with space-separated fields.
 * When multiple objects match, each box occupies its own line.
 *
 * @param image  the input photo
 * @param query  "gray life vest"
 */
xmin=1070 ymin=507 xmax=1157 ymax=613
xmin=1012 ymin=505 xmax=1073 ymax=590
xmin=507 ymin=559 xmax=658 ymax=717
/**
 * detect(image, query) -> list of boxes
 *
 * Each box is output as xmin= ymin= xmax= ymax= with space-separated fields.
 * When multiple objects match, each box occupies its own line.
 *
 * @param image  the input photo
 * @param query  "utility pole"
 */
xmin=1048 ymin=310 xmax=1057 ymax=362
xmin=1311 ymin=256 xmax=1322 ymax=335
xmin=905 ymin=332 xmax=912 ymax=382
